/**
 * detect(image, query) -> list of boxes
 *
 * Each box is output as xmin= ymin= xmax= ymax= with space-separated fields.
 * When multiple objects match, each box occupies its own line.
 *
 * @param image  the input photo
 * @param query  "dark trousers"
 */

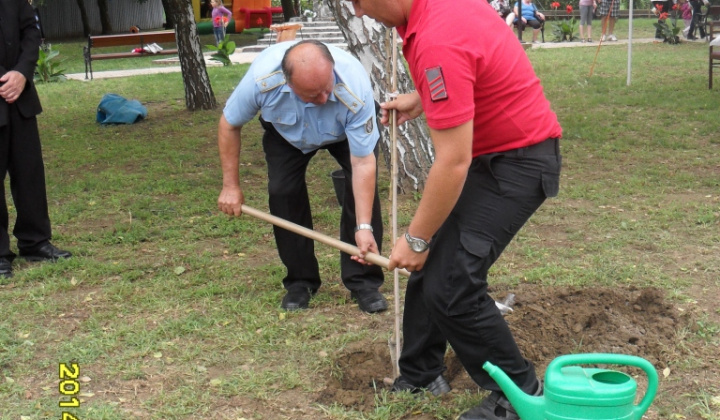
xmin=398 ymin=138 xmax=561 ymax=394
xmin=688 ymin=0 xmax=706 ymax=38
xmin=0 ymin=106 xmax=52 ymax=260
xmin=260 ymin=118 xmax=384 ymax=293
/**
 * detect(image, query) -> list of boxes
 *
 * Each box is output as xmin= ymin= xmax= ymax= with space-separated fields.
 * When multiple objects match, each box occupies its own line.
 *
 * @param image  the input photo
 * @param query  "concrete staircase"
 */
xmin=240 ymin=18 xmax=347 ymax=53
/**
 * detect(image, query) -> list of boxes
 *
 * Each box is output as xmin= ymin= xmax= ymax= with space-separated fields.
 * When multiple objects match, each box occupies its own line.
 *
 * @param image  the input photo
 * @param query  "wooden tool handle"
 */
xmin=241 ymin=204 xmax=411 ymax=277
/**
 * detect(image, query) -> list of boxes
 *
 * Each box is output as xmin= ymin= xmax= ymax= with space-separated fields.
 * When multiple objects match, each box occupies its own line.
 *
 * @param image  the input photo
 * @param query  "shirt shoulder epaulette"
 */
xmin=255 ymin=70 xmax=286 ymax=93
xmin=333 ymin=83 xmax=365 ymax=114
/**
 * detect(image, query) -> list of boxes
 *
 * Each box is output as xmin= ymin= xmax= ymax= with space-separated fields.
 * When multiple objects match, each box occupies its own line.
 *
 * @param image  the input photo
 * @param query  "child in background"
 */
xmin=678 ymin=0 xmax=693 ymax=38
xmin=211 ymin=0 xmax=232 ymax=45
xmin=578 ymin=0 xmax=597 ymax=42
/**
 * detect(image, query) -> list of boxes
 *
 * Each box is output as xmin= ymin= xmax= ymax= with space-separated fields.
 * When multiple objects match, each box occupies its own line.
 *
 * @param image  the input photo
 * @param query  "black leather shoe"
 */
xmin=459 ymin=382 xmax=541 ymax=420
xmin=19 ymin=243 xmax=72 ymax=262
xmin=281 ymin=287 xmax=313 ymax=310
xmin=0 ymin=258 xmax=12 ymax=279
xmin=458 ymin=391 xmax=518 ymax=420
xmin=351 ymin=289 xmax=388 ymax=313
xmin=392 ymin=374 xmax=451 ymax=397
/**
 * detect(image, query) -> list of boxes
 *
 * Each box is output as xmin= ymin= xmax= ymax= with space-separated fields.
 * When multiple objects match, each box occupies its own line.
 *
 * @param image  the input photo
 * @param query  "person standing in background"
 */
xmin=578 ymin=0 xmax=597 ymax=42
xmin=210 ymin=0 xmax=233 ymax=45
xmin=597 ymin=0 xmax=619 ymax=41
xmin=1 ymin=0 xmax=73 ymax=279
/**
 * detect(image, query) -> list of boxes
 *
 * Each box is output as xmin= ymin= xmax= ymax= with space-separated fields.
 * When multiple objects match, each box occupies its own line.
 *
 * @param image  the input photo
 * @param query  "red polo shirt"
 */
xmin=397 ymin=0 xmax=562 ymax=157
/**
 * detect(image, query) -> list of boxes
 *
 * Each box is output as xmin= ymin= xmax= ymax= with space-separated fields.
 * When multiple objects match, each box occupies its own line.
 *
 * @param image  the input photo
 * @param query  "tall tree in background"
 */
xmin=73 ymin=0 xmax=92 ymax=36
xmin=97 ymin=0 xmax=112 ymax=34
xmin=160 ymin=0 xmax=177 ymax=29
xmin=280 ymin=0 xmax=297 ymax=21
xmin=166 ymin=0 xmax=217 ymax=110
xmin=327 ymin=0 xmax=432 ymax=192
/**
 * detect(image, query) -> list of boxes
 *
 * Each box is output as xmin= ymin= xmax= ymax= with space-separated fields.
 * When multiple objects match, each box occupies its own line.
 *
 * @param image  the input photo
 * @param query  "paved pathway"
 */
xmin=66 ymin=51 xmax=260 ymax=81
xmin=67 ymin=37 xmax=694 ymax=80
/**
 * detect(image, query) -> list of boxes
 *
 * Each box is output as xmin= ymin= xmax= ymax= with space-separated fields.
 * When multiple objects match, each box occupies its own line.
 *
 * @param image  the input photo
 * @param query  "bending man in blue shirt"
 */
xmin=217 ymin=40 xmax=387 ymax=313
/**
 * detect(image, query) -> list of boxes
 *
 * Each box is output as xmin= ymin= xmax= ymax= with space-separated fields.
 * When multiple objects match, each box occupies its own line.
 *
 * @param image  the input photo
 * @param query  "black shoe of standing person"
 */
xmin=392 ymin=374 xmax=451 ymax=397
xmin=0 ymin=258 xmax=12 ymax=279
xmin=458 ymin=381 xmax=542 ymax=420
xmin=19 ymin=243 xmax=72 ymax=262
xmin=351 ymin=289 xmax=388 ymax=313
xmin=458 ymin=391 xmax=520 ymax=420
xmin=281 ymin=287 xmax=314 ymax=311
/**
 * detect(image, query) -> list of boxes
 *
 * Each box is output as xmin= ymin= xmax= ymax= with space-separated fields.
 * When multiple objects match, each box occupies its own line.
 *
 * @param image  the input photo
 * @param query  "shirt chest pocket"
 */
xmin=263 ymin=111 xmax=297 ymax=127
xmin=317 ymin=118 xmax=344 ymax=137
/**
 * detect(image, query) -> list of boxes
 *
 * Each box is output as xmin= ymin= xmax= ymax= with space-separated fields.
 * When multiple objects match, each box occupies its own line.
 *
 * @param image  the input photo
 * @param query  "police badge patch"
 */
xmin=424 ymin=66 xmax=448 ymax=102
xmin=364 ymin=117 xmax=373 ymax=134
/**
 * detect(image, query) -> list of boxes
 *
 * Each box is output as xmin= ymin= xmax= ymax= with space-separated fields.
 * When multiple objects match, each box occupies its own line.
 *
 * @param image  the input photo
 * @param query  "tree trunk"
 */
xmin=166 ymin=0 xmax=217 ymax=111
xmin=327 ymin=1 xmax=432 ymax=193
xmin=74 ymin=0 xmax=91 ymax=37
xmin=97 ymin=0 xmax=112 ymax=35
xmin=161 ymin=0 xmax=177 ymax=29
xmin=280 ymin=0 xmax=297 ymax=21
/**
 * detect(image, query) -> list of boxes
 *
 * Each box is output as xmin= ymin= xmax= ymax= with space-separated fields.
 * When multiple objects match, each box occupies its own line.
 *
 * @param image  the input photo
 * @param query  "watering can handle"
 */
xmin=547 ymin=353 xmax=659 ymax=419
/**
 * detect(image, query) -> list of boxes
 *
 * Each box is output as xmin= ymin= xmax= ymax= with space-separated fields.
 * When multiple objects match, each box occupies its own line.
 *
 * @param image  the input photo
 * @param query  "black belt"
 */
xmin=501 ymin=137 xmax=559 ymax=157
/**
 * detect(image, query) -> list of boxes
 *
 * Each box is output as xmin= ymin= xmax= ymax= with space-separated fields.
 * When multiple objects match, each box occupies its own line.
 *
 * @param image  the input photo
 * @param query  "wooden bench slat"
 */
xmin=84 ymin=30 xmax=178 ymax=79
xmin=91 ymin=49 xmax=179 ymax=60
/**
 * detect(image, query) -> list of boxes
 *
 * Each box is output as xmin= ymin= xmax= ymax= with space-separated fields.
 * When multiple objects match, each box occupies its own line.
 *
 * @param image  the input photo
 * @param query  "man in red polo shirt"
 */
xmin=348 ymin=0 xmax=562 ymax=419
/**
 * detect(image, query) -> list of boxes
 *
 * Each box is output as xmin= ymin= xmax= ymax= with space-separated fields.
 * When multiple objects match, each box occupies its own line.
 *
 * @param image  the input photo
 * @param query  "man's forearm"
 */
xmin=350 ymin=154 xmax=377 ymax=226
xmin=407 ymin=122 xmax=473 ymax=241
xmin=218 ymin=116 xmax=242 ymax=187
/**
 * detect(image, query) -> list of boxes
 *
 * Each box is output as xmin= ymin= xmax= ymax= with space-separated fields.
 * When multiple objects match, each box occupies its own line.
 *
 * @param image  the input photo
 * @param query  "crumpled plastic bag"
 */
xmin=96 ymin=93 xmax=147 ymax=124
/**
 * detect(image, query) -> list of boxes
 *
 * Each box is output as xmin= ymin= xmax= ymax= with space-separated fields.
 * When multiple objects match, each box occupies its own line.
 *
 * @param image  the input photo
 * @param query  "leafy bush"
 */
xmin=206 ymin=37 xmax=236 ymax=66
xmin=34 ymin=45 xmax=66 ymax=83
xmin=653 ymin=5 xmax=681 ymax=44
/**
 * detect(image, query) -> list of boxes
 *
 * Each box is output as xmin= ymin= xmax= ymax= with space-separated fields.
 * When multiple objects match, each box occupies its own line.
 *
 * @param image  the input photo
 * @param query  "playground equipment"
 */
xmin=193 ymin=0 xmax=283 ymax=34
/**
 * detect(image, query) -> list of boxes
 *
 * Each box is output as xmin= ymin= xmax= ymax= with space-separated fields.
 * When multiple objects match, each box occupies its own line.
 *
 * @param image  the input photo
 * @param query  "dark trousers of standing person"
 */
xmin=398 ymin=138 xmax=561 ymax=394
xmin=688 ymin=0 xmax=706 ymax=39
xmin=0 ymin=105 xmax=52 ymax=260
xmin=259 ymin=118 xmax=384 ymax=294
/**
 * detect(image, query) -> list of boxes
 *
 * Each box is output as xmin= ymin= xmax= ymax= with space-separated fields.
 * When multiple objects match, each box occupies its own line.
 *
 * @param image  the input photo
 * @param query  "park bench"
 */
xmin=83 ymin=30 xmax=178 ymax=80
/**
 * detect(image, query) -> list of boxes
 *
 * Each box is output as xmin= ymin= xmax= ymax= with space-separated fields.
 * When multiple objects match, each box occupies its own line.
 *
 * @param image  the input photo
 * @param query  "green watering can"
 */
xmin=484 ymin=353 xmax=659 ymax=420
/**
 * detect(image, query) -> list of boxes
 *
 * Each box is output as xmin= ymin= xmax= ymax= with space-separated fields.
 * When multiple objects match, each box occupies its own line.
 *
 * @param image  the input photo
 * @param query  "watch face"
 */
xmin=410 ymin=241 xmax=426 ymax=252
xmin=405 ymin=233 xmax=428 ymax=252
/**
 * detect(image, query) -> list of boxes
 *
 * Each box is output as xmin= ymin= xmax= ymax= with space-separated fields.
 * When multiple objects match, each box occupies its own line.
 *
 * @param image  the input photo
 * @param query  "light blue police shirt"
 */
xmin=223 ymin=41 xmax=379 ymax=157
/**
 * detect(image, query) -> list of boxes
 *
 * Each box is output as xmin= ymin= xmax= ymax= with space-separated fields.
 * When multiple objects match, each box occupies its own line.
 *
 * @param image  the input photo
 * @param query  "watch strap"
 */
xmin=354 ymin=223 xmax=374 ymax=232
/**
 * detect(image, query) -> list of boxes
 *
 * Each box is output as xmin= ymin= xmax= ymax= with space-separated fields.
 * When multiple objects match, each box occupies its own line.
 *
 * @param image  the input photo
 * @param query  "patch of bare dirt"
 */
xmin=317 ymin=284 xmax=717 ymax=418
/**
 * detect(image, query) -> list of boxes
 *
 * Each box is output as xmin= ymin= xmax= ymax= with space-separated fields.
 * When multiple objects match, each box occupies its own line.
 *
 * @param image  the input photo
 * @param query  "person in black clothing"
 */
xmin=0 ymin=0 xmax=72 ymax=279
xmin=687 ymin=0 xmax=709 ymax=40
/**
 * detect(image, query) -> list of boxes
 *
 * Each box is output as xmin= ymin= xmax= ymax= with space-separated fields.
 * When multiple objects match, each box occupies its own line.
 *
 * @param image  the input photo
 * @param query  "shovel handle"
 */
xmin=241 ymin=204 xmax=411 ymax=277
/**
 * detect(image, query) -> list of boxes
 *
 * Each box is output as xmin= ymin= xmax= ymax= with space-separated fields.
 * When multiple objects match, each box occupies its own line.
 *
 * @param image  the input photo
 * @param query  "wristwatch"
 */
xmin=404 ymin=232 xmax=429 ymax=253
xmin=354 ymin=223 xmax=373 ymax=233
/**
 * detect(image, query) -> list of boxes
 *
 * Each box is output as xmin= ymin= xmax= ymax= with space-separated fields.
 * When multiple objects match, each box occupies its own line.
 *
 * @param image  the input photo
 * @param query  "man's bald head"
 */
xmin=281 ymin=40 xmax=335 ymax=105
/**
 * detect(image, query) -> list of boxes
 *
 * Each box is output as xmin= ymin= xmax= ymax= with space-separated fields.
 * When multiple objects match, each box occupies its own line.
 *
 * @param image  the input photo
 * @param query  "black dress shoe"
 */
xmin=281 ymin=287 xmax=313 ymax=310
xmin=391 ymin=374 xmax=451 ymax=397
xmin=19 ymin=243 xmax=72 ymax=262
xmin=0 ymin=258 xmax=12 ymax=279
xmin=459 ymin=382 xmax=541 ymax=420
xmin=458 ymin=391 xmax=519 ymax=420
xmin=351 ymin=289 xmax=388 ymax=313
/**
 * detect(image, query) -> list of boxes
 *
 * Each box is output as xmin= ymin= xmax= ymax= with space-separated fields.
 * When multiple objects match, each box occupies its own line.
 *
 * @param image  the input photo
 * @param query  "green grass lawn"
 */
xmin=1 ymin=18 xmax=719 ymax=420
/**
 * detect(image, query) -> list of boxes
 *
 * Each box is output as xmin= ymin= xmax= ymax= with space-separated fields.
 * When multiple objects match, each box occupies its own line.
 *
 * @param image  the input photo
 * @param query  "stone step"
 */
xmin=240 ymin=18 xmax=347 ymax=53
xmin=241 ymin=42 xmax=348 ymax=53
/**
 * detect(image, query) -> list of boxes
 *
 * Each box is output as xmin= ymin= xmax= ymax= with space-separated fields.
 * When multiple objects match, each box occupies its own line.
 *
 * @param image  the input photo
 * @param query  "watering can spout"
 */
xmin=483 ymin=361 xmax=545 ymax=420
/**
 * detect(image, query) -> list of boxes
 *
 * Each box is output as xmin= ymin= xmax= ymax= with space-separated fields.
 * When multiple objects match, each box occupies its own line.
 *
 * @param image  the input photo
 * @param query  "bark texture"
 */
xmin=97 ymin=0 xmax=112 ymax=35
xmin=166 ymin=0 xmax=217 ymax=111
xmin=327 ymin=1 xmax=433 ymax=193
xmin=74 ymin=0 xmax=91 ymax=37
xmin=280 ymin=0 xmax=297 ymax=21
